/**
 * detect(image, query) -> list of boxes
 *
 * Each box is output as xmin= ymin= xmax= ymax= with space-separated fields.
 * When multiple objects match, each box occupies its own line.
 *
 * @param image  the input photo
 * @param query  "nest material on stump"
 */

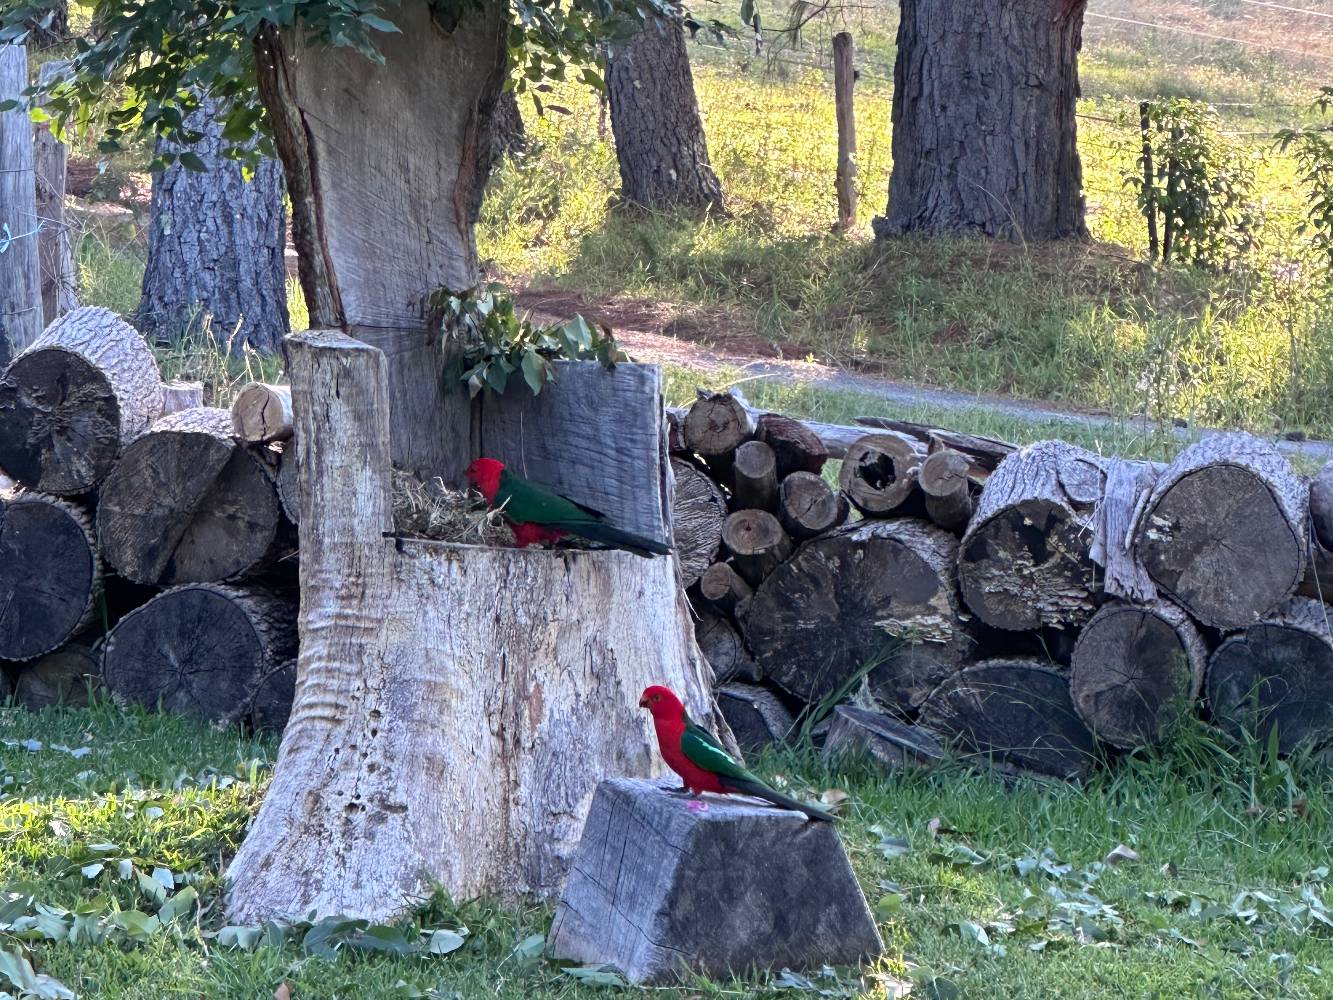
xmin=391 ymin=470 xmax=515 ymax=545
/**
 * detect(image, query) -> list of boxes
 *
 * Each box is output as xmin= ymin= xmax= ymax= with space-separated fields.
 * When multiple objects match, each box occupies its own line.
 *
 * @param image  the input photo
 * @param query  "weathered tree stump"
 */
xmin=695 ymin=606 xmax=759 ymax=685
xmin=1206 ymin=597 xmax=1333 ymax=754
xmin=756 ymin=412 xmax=828 ymax=477
xmin=822 ymin=705 xmax=944 ymax=771
xmin=958 ymin=440 xmax=1103 ymax=631
xmin=0 ymin=306 xmax=163 ymax=494
xmin=1134 ymin=433 xmax=1305 ymax=629
xmin=1070 ymin=600 xmax=1207 ymax=750
xmin=731 ymin=440 xmax=778 ymax=513
xmin=919 ymin=448 xmax=973 ymax=533
xmin=919 ymin=659 xmax=1098 ymax=780
xmin=839 ymin=433 xmax=924 ymax=516
xmin=102 ymin=583 xmax=296 ymax=724
xmin=671 ymin=457 xmax=726 ymax=588
xmin=548 ymin=778 xmax=882 ymax=984
xmin=13 ymin=643 xmax=101 ymax=709
xmin=716 ymin=683 xmax=794 ymax=754
xmin=684 ymin=391 xmax=754 ymax=464
xmin=0 ymin=493 xmax=100 ymax=661
xmin=722 ymin=509 xmax=793 ymax=586
xmin=778 ymin=471 xmax=847 ymax=541
xmin=97 ymin=407 xmax=282 ymax=585
xmin=699 ymin=561 xmax=753 ymax=614
xmin=742 ymin=519 xmax=972 ymax=711
xmin=231 ymin=382 xmax=294 ymax=442
xmin=249 ymin=658 xmax=297 ymax=733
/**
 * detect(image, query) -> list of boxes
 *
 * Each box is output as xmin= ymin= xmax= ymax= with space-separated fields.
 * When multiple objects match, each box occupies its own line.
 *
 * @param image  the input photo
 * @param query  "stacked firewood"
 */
xmin=674 ymin=389 xmax=1333 ymax=780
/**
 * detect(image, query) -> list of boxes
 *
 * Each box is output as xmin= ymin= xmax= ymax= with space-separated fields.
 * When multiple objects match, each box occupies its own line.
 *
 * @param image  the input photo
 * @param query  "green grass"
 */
xmin=3 ymin=702 xmax=1331 ymax=999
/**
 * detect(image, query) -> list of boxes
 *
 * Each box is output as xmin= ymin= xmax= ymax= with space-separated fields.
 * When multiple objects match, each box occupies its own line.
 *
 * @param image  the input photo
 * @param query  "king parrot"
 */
xmin=639 ymin=685 xmax=835 ymax=822
xmin=465 ymin=458 xmax=672 ymax=558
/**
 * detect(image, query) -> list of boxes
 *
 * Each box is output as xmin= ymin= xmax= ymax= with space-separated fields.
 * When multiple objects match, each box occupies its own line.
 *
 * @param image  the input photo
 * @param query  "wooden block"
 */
xmin=823 ymin=705 xmax=943 ymax=771
xmin=476 ymin=361 xmax=670 ymax=550
xmin=548 ymin=778 xmax=882 ymax=985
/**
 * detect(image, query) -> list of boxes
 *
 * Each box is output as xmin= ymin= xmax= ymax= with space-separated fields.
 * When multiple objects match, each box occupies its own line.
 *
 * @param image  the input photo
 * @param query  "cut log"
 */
xmin=13 ymin=644 xmax=101 ymax=710
xmin=161 ymin=380 xmax=205 ymax=416
xmin=1134 ymin=433 xmax=1306 ymax=629
xmin=684 ymin=391 xmax=755 ymax=462
xmin=97 ymin=407 xmax=282 ymax=586
xmin=277 ymin=439 xmax=301 ymax=525
xmin=778 ymin=471 xmax=848 ymax=540
xmin=0 ymin=306 xmax=164 ymax=494
xmin=717 ymin=683 xmax=795 ymax=754
xmin=742 ymin=519 xmax=972 ymax=712
xmin=1090 ymin=458 xmax=1161 ymax=602
xmin=671 ymin=457 xmax=726 ymax=588
xmin=755 ymin=412 xmax=828 ymax=477
xmin=919 ymin=448 xmax=974 ymax=533
xmin=731 ymin=440 xmax=778 ymax=513
xmin=695 ymin=606 xmax=759 ymax=685
xmin=102 ymin=583 xmax=297 ymax=724
xmin=0 ymin=492 xmax=100 ymax=661
xmin=548 ymin=778 xmax=883 ymax=985
xmin=699 ymin=561 xmax=753 ymax=614
xmin=855 ymin=416 xmax=1016 ymax=479
xmin=958 ymin=440 xmax=1104 ymax=631
xmin=231 ymin=382 xmax=294 ymax=443
xmin=1206 ymin=597 xmax=1333 ymax=754
xmin=249 ymin=659 xmax=297 ymax=733
xmin=1311 ymin=460 xmax=1333 ymax=551
xmin=838 ymin=433 xmax=925 ymax=516
xmin=918 ymin=659 xmax=1098 ymax=781
xmin=721 ymin=510 xmax=793 ymax=587
xmin=822 ymin=705 xmax=944 ymax=770
xmin=667 ymin=408 xmax=688 ymax=454
xmin=1070 ymin=600 xmax=1207 ymax=750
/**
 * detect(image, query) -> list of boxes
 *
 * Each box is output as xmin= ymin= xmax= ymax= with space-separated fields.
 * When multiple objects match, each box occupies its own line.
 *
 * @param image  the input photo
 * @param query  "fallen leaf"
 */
xmin=1105 ymin=844 xmax=1140 ymax=866
xmin=274 ymin=984 xmax=291 ymax=1000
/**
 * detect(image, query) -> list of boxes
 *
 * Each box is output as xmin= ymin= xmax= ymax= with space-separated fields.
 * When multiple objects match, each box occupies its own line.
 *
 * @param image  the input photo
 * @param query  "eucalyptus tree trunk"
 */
xmin=136 ymin=95 xmax=288 ymax=352
xmin=607 ymin=14 xmax=723 ymax=212
xmin=879 ymin=0 xmax=1088 ymax=241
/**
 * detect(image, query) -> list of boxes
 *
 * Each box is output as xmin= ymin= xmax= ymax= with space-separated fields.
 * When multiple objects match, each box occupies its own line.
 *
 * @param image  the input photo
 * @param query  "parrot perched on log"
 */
xmin=465 ymin=458 xmax=672 ymax=558
xmin=639 ymin=685 xmax=835 ymax=822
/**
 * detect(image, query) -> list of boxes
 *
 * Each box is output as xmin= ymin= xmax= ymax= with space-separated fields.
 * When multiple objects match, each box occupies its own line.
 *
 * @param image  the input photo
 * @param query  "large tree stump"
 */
xmin=778 ymin=471 xmax=847 ymax=541
xmin=958 ymin=440 xmax=1103 ymax=631
xmin=722 ymin=510 xmax=793 ymax=587
xmin=13 ymin=643 xmax=101 ymax=710
xmin=839 ymin=433 xmax=925 ymax=516
xmin=716 ymin=683 xmax=794 ymax=754
xmin=671 ymin=458 xmax=726 ymax=588
xmin=1206 ymin=597 xmax=1333 ymax=754
xmin=97 ymin=407 xmax=282 ymax=585
xmin=0 ymin=306 xmax=163 ymax=494
xmin=823 ymin=705 xmax=944 ymax=771
xmin=1134 ymin=433 xmax=1306 ymax=629
xmin=742 ymin=519 xmax=972 ymax=712
xmin=919 ymin=659 xmax=1098 ymax=780
xmin=1070 ymin=600 xmax=1207 ymax=750
xmin=225 ymin=331 xmax=718 ymax=922
xmin=0 ymin=493 xmax=100 ymax=661
xmin=102 ymin=583 xmax=296 ymax=724
xmin=547 ymin=778 xmax=882 ymax=984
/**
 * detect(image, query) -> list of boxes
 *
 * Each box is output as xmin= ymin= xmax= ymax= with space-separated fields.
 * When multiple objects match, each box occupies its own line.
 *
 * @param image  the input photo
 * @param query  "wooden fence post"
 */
xmin=34 ymin=60 xmax=77 ymax=326
xmin=0 ymin=43 xmax=43 ymax=363
xmin=832 ymin=32 xmax=857 ymax=232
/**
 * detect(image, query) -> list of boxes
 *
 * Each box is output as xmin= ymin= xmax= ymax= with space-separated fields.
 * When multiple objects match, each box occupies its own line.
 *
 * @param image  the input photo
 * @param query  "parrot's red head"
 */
xmin=639 ymin=685 xmax=684 ymax=719
xmin=465 ymin=457 xmax=505 ymax=503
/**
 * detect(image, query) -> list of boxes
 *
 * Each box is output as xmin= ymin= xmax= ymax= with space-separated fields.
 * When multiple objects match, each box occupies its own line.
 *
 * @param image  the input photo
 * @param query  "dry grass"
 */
xmin=390 ymin=470 xmax=515 ymax=545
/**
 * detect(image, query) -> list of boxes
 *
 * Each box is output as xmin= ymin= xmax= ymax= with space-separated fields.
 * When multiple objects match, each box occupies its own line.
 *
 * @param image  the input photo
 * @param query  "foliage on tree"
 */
xmin=1277 ymin=87 xmax=1333 ymax=272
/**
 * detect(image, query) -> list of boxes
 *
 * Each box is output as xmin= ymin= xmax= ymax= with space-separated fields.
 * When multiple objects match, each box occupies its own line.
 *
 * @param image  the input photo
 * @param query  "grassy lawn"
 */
xmin=2 ymin=702 xmax=1330 ymax=999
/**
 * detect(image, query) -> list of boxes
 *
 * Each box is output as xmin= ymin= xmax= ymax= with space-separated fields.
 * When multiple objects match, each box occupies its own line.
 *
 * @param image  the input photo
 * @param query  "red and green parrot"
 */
xmin=465 ymin=458 xmax=672 ymax=558
xmin=639 ymin=685 xmax=835 ymax=822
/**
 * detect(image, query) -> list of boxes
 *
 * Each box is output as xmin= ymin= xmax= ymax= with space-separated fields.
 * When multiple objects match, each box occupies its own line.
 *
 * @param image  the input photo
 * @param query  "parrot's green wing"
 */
xmin=680 ymin=715 xmax=756 ymax=783
xmin=496 ymin=470 xmax=607 ymax=527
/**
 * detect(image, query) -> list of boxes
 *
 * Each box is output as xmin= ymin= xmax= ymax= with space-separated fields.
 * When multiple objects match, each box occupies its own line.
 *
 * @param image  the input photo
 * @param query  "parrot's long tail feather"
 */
xmin=723 ymin=777 xmax=836 ymax=822
xmin=572 ymin=522 xmax=673 ymax=558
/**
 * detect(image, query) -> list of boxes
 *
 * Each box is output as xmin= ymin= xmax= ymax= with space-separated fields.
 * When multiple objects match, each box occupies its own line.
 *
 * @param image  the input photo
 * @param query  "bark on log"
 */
xmin=97 ymin=407 xmax=282 ymax=586
xmin=225 ymin=330 xmax=720 ymax=922
xmin=0 ymin=493 xmax=100 ymax=661
xmin=102 ymin=583 xmax=296 ymax=724
xmin=0 ymin=306 xmax=163 ymax=494
xmin=778 ymin=471 xmax=847 ymax=541
xmin=699 ymin=561 xmax=753 ymax=614
xmin=731 ymin=440 xmax=778 ymax=513
xmin=742 ymin=519 xmax=972 ymax=711
xmin=0 ymin=44 xmax=41 ymax=363
xmin=839 ymin=434 xmax=925 ymax=516
xmin=13 ymin=643 xmax=101 ymax=710
xmin=1134 ymin=433 xmax=1306 ymax=629
xmin=34 ymin=61 xmax=77 ymax=327
xmin=161 ymin=380 xmax=205 ymax=416
xmin=756 ymin=412 xmax=828 ymax=477
xmin=667 ymin=408 xmax=688 ymax=454
xmin=1206 ymin=597 xmax=1333 ymax=754
xmin=1070 ymin=600 xmax=1207 ymax=750
xmin=249 ymin=658 xmax=297 ymax=733
xmin=855 ymin=417 xmax=1016 ymax=479
xmin=232 ymin=382 xmax=294 ymax=443
xmin=958 ymin=440 xmax=1103 ymax=631
xmin=919 ymin=448 xmax=974 ymax=533
xmin=684 ymin=391 xmax=755 ymax=462
xmin=671 ymin=458 xmax=727 ymax=589
xmin=722 ymin=509 xmax=793 ymax=587
xmin=918 ymin=659 xmax=1098 ymax=781
xmin=1090 ymin=458 xmax=1160 ymax=602
xmin=716 ymin=683 xmax=794 ymax=754
xmin=822 ymin=705 xmax=944 ymax=770
xmin=696 ymin=606 xmax=760 ymax=685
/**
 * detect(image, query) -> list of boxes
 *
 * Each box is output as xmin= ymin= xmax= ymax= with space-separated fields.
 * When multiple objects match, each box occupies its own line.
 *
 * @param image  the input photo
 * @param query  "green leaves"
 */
xmin=0 ymin=947 xmax=74 ymax=1000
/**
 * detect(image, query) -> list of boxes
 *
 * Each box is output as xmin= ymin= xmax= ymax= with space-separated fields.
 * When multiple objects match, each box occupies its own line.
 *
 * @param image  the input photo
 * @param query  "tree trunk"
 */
xmin=879 ymin=0 xmax=1087 ymax=240
xmin=493 ymin=89 xmax=526 ymax=158
xmin=137 ymin=94 xmax=288 ymax=352
xmin=225 ymin=330 xmax=719 ymax=921
xmin=606 ymin=13 xmax=723 ymax=212
xmin=34 ymin=61 xmax=77 ymax=327
xmin=161 ymin=380 xmax=205 ymax=415
xmin=0 ymin=44 xmax=41 ymax=364
xmin=671 ymin=457 xmax=726 ymax=588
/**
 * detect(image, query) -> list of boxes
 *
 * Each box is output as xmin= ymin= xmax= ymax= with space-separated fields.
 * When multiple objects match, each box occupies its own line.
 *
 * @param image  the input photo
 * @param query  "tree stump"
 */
xmin=225 ymin=331 xmax=718 ymax=922
xmin=0 ymin=306 xmax=163 ymax=494
xmin=547 ymin=778 xmax=882 ymax=985
xmin=919 ymin=448 xmax=973 ymax=533
xmin=823 ymin=705 xmax=944 ymax=771
xmin=1070 ymin=600 xmax=1207 ymax=750
xmin=671 ymin=458 xmax=726 ymax=588
xmin=919 ymin=659 xmax=1098 ymax=780
xmin=731 ymin=440 xmax=778 ymax=513
xmin=0 ymin=493 xmax=100 ymax=661
xmin=1206 ymin=597 xmax=1333 ymax=754
xmin=958 ymin=440 xmax=1103 ymax=631
xmin=695 ymin=606 xmax=759 ymax=685
xmin=1134 ymin=433 xmax=1305 ymax=629
xmin=231 ymin=382 xmax=294 ymax=442
xmin=839 ymin=433 xmax=924 ymax=516
xmin=721 ymin=510 xmax=793 ymax=587
xmin=742 ymin=519 xmax=972 ymax=711
xmin=97 ymin=407 xmax=282 ymax=585
xmin=699 ymin=561 xmax=753 ymax=614
xmin=13 ymin=644 xmax=101 ymax=709
xmin=778 ymin=471 xmax=847 ymax=541
xmin=102 ymin=583 xmax=297 ymax=724
xmin=756 ymin=412 xmax=828 ymax=477
xmin=717 ymin=683 xmax=794 ymax=754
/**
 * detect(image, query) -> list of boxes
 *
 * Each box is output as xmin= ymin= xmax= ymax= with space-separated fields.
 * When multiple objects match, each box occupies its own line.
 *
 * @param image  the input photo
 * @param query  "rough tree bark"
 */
xmin=879 ymin=0 xmax=1088 ymax=240
xmin=671 ymin=457 xmax=726 ymax=588
xmin=0 ymin=43 xmax=41 ymax=363
xmin=606 ymin=11 xmax=724 ymax=212
xmin=137 ymin=94 xmax=288 ymax=352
